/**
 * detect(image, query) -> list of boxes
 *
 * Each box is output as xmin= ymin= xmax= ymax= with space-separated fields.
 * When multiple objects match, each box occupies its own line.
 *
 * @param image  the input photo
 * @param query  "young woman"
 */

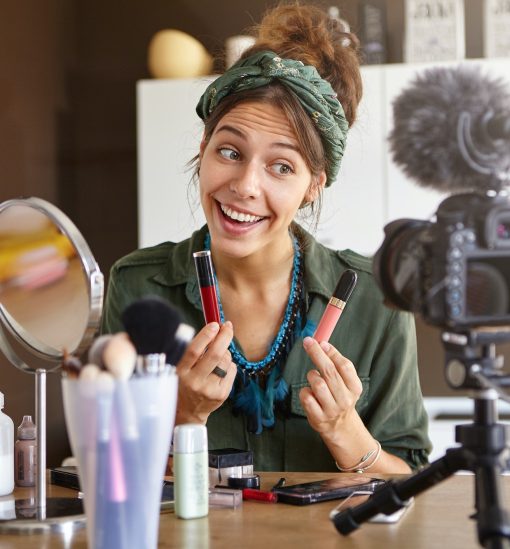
xmin=102 ymin=4 xmax=431 ymax=473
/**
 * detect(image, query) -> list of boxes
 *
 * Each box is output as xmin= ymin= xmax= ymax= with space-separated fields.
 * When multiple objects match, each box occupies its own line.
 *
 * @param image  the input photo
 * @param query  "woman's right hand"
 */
xmin=175 ymin=321 xmax=236 ymax=425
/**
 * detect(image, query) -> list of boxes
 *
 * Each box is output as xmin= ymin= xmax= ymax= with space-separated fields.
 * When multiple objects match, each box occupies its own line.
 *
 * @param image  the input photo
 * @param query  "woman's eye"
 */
xmin=271 ymin=162 xmax=293 ymax=175
xmin=218 ymin=148 xmax=240 ymax=161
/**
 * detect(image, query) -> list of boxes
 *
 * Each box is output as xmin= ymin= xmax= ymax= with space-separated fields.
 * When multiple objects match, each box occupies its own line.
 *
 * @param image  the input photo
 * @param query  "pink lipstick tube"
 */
xmin=313 ymin=269 xmax=357 ymax=343
xmin=193 ymin=250 xmax=221 ymax=324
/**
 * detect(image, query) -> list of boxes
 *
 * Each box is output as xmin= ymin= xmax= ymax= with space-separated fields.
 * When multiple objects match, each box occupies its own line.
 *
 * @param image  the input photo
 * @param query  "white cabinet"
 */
xmin=137 ymin=59 xmax=510 ymax=255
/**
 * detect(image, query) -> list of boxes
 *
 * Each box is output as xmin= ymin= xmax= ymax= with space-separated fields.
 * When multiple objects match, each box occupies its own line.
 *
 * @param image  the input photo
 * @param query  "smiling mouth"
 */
xmin=219 ymin=202 xmax=266 ymax=224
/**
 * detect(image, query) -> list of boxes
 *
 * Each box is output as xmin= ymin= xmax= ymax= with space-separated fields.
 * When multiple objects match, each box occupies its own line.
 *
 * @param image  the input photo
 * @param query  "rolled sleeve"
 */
xmin=362 ymin=310 xmax=431 ymax=470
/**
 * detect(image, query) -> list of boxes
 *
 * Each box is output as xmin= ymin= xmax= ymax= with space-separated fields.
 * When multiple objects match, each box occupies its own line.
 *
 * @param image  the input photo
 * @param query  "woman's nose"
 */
xmin=229 ymin=161 xmax=261 ymax=199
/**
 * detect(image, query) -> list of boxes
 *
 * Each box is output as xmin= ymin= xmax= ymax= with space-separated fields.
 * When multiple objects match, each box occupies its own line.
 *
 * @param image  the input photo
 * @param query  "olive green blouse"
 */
xmin=101 ymin=225 xmax=431 ymax=472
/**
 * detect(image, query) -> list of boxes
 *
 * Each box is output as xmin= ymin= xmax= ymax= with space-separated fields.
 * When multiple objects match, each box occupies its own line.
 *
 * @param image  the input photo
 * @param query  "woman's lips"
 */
xmin=215 ymin=201 xmax=266 ymax=233
xmin=220 ymin=202 xmax=265 ymax=222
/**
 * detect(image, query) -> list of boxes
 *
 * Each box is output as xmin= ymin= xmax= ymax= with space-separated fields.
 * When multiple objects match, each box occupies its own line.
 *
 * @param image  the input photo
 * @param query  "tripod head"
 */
xmin=442 ymin=326 xmax=510 ymax=394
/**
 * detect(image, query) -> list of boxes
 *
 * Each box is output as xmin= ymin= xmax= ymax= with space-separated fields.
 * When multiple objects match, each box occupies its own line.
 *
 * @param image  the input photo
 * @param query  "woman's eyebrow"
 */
xmin=215 ymin=124 xmax=300 ymax=152
xmin=215 ymin=124 xmax=245 ymax=139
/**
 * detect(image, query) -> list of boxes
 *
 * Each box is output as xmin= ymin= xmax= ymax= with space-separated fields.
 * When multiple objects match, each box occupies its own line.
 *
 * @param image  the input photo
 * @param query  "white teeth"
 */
xmin=220 ymin=204 xmax=263 ymax=223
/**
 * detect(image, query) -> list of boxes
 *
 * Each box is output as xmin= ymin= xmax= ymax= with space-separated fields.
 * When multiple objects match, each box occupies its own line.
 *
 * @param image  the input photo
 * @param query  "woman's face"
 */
xmin=199 ymin=101 xmax=326 ymax=259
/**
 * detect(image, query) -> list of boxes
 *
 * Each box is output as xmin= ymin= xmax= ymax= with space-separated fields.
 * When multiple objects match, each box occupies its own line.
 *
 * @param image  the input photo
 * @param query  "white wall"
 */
xmin=136 ymin=65 xmax=396 ymax=253
xmin=137 ymin=59 xmax=510 ymax=255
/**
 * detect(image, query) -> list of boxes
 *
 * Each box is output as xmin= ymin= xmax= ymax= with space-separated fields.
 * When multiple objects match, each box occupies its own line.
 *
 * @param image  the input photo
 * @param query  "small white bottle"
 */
xmin=173 ymin=424 xmax=208 ymax=519
xmin=0 ymin=391 xmax=14 ymax=496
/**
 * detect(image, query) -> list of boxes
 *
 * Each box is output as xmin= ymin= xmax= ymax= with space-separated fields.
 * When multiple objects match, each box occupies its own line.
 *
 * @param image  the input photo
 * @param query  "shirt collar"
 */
xmin=294 ymin=224 xmax=342 ymax=301
xmin=151 ymin=223 xmax=345 ymax=302
xmin=152 ymin=225 xmax=209 ymax=288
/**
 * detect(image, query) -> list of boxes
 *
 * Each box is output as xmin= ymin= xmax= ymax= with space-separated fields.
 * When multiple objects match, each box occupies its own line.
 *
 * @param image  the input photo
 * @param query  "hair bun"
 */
xmin=245 ymin=3 xmax=362 ymax=126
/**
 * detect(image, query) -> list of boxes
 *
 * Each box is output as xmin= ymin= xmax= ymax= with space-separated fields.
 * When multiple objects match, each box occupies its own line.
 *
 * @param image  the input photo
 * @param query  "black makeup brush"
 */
xmin=121 ymin=295 xmax=194 ymax=374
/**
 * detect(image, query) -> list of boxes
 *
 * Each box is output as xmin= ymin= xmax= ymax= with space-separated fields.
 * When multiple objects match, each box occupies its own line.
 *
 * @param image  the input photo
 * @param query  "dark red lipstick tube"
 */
xmin=193 ymin=250 xmax=221 ymax=324
xmin=313 ymin=269 xmax=357 ymax=343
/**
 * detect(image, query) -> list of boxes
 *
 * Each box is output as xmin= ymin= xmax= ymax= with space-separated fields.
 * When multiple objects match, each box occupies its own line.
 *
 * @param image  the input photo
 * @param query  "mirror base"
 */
xmin=0 ymin=497 xmax=85 ymax=534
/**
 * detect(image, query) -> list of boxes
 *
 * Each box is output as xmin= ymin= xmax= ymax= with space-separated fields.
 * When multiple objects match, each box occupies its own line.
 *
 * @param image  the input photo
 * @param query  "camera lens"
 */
xmin=373 ymin=219 xmax=431 ymax=312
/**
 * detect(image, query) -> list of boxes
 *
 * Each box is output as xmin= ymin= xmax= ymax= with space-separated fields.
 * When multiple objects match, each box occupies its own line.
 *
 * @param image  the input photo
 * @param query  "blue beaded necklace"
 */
xmin=204 ymin=232 xmax=304 ymax=434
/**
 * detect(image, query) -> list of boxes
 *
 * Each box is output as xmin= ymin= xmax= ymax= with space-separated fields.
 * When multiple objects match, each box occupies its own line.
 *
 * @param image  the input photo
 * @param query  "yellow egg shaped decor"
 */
xmin=148 ymin=29 xmax=213 ymax=78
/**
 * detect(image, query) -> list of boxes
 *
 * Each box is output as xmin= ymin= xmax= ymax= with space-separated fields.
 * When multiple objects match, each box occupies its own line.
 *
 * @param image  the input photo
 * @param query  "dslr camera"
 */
xmin=373 ymin=191 xmax=510 ymax=330
xmin=373 ymin=64 xmax=510 ymax=331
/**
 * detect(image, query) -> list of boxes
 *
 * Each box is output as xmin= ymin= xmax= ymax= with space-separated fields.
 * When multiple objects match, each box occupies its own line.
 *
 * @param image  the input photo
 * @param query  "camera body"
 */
xmin=374 ymin=192 xmax=510 ymax=329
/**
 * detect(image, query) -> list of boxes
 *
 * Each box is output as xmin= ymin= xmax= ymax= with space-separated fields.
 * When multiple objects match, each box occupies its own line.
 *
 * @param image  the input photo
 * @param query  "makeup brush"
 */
xmin=88 ymin=334 xmax=113 ymax=369
xmin=101 ymin=331 xmax=147 ymax=546
xmin=102 ymin=334 xmax=138 ymax=438
xmin=61 ymin=349 xmax=82 ymax=378
xmin=121 ymin=296 xmax=188 ymax=374
xmin=94 ymin=370 xmax=128 ymax=549
xmin=102 ymin=333 xmax=137 ymax=380
xmin=121 ymin=297 xmax=189 ymax=543
xmin=79 ymin=363 xmax=101 ymax=384
xmin=102 ymin=334 xmax=138 ymax=439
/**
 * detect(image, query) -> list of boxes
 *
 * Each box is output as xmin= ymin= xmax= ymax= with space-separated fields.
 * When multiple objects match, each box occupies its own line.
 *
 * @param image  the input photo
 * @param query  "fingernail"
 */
xmin=320 ymin=341 xmax=331 ymax=352
xmin=303 ymin=336 xmax=315 ymax=350
xmin=223 ymin=320 xmax=233 ymax=329
xmin=208 ymin=322 xmax=220 ymax=333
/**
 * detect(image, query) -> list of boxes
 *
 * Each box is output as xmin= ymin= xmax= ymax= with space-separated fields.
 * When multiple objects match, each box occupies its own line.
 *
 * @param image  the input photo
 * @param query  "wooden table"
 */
xmin=0 ymin=472 xmax=508 ymax=548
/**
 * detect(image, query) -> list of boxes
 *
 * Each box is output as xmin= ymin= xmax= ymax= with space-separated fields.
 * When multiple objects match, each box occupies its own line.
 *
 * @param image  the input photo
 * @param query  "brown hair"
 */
xmin=245 ymin=2 xmax=363 ymax=127
xmin=192 ymin=3 xmax=362 ymax=226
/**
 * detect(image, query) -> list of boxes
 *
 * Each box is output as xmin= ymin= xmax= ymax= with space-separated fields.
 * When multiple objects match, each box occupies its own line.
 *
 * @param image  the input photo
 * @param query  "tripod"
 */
xmin=332 ymin=328 xmax=510 ymax=549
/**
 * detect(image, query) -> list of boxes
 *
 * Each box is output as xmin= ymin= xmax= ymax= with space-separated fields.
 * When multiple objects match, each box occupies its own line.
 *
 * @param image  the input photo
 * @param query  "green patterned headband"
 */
xmin=196 ymin=50 xmax=349 ymax=187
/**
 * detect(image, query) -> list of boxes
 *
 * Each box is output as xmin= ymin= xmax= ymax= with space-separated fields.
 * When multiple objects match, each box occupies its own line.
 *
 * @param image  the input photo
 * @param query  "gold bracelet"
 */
xmin=335 ymin=441 xmax=382 ymax=473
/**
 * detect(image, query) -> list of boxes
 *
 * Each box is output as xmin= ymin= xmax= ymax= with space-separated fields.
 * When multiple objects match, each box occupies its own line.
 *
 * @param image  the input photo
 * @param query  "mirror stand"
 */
xmin=0 ymin=197 xmax=104 ymax=535
xmin=0 ymin=331 xmax=85 ymax=534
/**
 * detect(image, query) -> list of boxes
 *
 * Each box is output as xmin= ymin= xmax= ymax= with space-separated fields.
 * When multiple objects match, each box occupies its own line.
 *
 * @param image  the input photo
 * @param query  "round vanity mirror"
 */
xmin=0 ymin=197 xmax=103 ymax=370
xmin=0 ymin=197 xmax=104 ymax=533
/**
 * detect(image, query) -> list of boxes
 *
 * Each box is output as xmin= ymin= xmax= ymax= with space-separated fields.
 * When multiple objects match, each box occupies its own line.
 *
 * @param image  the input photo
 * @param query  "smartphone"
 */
xmin=273 ymin=476 xmax=386 ymax=506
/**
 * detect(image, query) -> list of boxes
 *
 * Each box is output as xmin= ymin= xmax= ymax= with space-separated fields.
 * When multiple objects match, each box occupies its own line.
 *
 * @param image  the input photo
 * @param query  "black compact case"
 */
xmin=50 ymin=466 xmax=81 ymax=490
xmin=208 ymin=448 xmax=253 ymax=468
xmin=273 ymin=476 xmax=386 ymax=505
xmin=208 ymin=448 xmax=254 ymax=485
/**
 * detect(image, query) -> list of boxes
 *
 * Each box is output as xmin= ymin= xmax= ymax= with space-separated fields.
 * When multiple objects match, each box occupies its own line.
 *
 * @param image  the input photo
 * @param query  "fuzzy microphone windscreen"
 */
xmin=121 ymin=295 xmax=183 ymax=356
xmin=389 ymin=65 xmax=510 ymax=194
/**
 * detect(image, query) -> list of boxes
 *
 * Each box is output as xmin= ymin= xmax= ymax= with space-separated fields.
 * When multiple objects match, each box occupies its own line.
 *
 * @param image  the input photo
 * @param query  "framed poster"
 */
xmin=404 ymin=0 xmax=466 ymax=62
xmin=484 ymin=0 xmax=510 ymax=58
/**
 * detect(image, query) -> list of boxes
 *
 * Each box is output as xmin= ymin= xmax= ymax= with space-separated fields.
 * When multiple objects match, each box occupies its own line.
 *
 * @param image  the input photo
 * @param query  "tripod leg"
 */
xmin=473 ymin=464 xmax=510 ymax=549
xmin=455 ymin=411 xmax=510 ymax=548
xmin=332 ymin=447 xmax=467 ymax=535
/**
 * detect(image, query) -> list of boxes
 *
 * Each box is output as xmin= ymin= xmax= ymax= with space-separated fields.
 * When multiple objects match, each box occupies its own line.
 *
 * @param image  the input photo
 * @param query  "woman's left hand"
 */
xmin=299 ymin=336 xmax=363 ymax=441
